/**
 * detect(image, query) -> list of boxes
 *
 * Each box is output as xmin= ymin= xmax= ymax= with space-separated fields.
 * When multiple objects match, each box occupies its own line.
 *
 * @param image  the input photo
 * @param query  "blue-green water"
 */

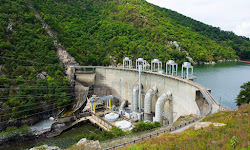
xmin=193 ymin=61 xmax=250 ymax=110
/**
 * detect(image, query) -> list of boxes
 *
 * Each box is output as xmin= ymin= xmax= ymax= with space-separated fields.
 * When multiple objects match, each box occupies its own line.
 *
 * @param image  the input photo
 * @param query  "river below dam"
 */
xmin=1 ymin=123 xmax=101 ymax=150
xmin=2 ymin=61 xmax=249 ymax=150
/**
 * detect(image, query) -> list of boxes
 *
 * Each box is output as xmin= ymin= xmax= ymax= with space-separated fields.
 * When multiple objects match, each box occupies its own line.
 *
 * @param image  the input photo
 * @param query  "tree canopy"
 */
xmin=0 ymin=0 xmax=72 ymax=122
xmin=236 ymin=81 xmax=250 ymax=106
xmin=30 ymin=0 xmax=249 ymax=66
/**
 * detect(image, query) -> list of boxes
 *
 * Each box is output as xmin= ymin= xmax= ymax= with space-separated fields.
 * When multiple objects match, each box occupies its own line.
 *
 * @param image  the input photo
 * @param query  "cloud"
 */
xmin=146 ymin=0 xmax=250 ymax=38
xmin=234 ymin=21 xmax=250 ymax=38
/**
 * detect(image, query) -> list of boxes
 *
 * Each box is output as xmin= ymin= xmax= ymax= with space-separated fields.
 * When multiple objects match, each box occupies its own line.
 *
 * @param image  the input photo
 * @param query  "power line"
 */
xmin=0 ymin=56 xmax=61 ymax=66
xmin=0 ymin=101 xmax=75 ymax=118
xmin=0 ymin=77 xmax=72 ymax=84
xmin=0 ymin=87 xmax=74 ymax=90
xmin=1 ymin=75 xmax=41 ymax=78
xmin=0 ymin=102 xmax=74 ymax=123
xmin=0 ymin=97 xmax=75 ymax=111
xmin=0 ymin=93 xmax=74 ymax=97
xmin=0 ymin=79 xmax=71 ymax=85
xmin=0 ymin=93 xmax=75 ymax=99
xmin=0 ymin=85 xmax=73 ymax=88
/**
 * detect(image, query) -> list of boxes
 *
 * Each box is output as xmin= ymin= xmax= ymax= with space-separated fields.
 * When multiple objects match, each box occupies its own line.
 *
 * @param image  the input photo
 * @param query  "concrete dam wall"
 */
xmin=72 ymin=67 xmax=212 ymax=123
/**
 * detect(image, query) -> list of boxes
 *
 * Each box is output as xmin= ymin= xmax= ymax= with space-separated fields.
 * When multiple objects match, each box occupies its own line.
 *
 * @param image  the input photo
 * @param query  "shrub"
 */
xmin=230 ymin=136 xmax=238 ymax=149
xmin=0 ymin=125 xmax=32 ymax=141
xmin=131 ymin=121 xmax=161 ymax=133
xmin=236 ymin=81 xmax=250 ymax=106
xmin=74 ymin=126 xmax=126 ymax=142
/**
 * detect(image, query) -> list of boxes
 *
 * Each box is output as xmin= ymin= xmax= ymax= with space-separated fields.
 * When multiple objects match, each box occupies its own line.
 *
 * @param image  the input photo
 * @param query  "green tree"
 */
xmin=132 ymin=121 xmax=161 ymax=133
xmin=236 ymin=81 xmax=250 ymax=106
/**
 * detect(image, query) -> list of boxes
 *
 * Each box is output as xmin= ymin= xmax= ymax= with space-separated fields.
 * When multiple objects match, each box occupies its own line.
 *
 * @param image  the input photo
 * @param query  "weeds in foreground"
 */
xmin=120 ymin=103 xmax=250 ymax=150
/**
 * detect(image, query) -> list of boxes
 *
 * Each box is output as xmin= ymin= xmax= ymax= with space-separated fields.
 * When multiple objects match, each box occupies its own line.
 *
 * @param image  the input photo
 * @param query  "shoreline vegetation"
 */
xmin=200 ymin=59 xmax=238 ymax=65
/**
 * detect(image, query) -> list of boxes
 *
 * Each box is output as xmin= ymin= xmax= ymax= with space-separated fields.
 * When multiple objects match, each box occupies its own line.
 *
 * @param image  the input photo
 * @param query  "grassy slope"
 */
xmin=121 ymin=103 xmax=249 ymax=150
xmin=31 ymin=0 xmax=244 ymax=65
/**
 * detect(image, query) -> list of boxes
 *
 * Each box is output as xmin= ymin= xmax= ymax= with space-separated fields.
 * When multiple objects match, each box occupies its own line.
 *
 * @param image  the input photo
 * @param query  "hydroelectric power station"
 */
xmin=65 ymin=57 xmax=229 ymax=130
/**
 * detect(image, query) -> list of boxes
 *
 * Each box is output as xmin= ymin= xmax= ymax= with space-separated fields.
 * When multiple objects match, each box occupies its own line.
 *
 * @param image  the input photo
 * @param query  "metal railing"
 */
xmin=101 ymin=119 xmax=197 ymax=150
xmin=91 ymin=112 xmax=113 ymax=130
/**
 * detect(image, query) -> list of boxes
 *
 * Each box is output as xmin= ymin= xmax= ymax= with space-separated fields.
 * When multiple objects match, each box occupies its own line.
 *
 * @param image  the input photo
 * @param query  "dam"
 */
xmin=65 ymin=57 xmax=229 ymax=128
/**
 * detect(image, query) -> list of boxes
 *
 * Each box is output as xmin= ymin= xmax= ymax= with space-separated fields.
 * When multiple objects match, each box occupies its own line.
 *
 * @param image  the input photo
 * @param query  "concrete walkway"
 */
xmin=170 ymin=118 xmax=202 ymax=133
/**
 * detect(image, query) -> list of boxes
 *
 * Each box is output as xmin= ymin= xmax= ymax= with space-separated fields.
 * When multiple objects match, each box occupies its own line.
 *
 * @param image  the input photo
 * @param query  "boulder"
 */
xmin=84 ymin=140 xmax=101 ymax=149
xmin=194 ymin=122 xmax=226 ymax=130
xmin=212 ymin=123 xmax=227 ymax=127
xmin=76 ymin=138 xmax=87 ymax=146
xmin=75 ymin=138 xmax=101 ymax=149
xmin=29 ymin=145 xmax=61 ymax=150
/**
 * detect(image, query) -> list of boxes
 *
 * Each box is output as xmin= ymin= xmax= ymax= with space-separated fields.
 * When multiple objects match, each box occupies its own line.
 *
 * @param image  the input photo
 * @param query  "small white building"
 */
xmin=166 ymin=60 xmax=178 ymax=76
xmin=151 ymin=59 xmax=162 ymax=72
xmin=181 ymin=62 xmax=193 ymax=80
xmin=123 ymin=57 xmax=132 ymax=69
xmin=136 ymin=58 xmax=147 ymax=71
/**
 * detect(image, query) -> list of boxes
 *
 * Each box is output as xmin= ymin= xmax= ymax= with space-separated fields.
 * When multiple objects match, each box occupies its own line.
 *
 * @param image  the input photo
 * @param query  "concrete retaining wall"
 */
xmin=75 ymin=71 xmax=95 ymax=84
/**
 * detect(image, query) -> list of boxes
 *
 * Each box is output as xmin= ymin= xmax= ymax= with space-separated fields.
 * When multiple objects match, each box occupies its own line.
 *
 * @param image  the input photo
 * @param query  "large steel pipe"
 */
xmin=144 ymin=86 xmax=158 ymax=114
xmin=154 ymin=91 xmax=172 ymax=123
xmin=119 ymin=100 xmax=128 ymax=115
xmin=132 ymin=84 xmax=139 ymax=112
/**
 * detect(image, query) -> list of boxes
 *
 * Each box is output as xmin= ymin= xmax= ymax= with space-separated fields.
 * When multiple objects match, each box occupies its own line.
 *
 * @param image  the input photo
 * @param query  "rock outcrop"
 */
xmin=194 ymin=122 xmax=226 ymax=130
xmin=29 ymin=145 xmax=61 ymax=150
xmin=74 ymin=138 xmax=101 ymax=149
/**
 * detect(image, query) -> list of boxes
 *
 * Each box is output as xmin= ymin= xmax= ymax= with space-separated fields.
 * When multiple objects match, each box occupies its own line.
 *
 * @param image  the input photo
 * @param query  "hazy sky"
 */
xmin=146 ymin=0 xmax=250 ymax=38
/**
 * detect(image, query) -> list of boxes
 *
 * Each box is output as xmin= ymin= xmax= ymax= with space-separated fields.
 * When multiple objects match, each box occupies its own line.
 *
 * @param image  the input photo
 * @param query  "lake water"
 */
xmin=193 ymin=61 xmax=250 ymax=110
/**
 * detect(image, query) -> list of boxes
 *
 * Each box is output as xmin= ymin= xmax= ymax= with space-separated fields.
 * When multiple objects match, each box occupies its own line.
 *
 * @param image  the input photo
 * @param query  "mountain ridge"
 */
xmin=30 ymin=0 xmax=249 ymax=66
xmin=150 ymin=3 xmax=250 ymax=59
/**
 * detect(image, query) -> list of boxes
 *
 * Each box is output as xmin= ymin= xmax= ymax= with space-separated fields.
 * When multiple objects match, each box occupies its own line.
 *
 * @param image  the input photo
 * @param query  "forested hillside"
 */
xmin=157 ymin=7 xmax=250 ymax=59
xmin=31 ymin=0 xmax=249 ymax=66
xmin=0 ymin=0 xmax=249 ymax=124
xmin=0 ymin=0 xmax=72 ymax=122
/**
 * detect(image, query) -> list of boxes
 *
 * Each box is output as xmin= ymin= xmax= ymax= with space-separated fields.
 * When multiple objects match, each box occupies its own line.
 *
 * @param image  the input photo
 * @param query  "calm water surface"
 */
xmin=193 ymin=61 xmax=250 ymax=110
xmin=1 ymin=123 xmax=101 ymax=150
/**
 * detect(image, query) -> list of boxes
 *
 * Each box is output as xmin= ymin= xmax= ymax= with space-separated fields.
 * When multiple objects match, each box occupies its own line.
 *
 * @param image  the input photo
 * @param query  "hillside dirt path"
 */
xmin=27 ymin=0 xmax=78 ymax=68
xmin=26 ymin=0 xmax=89 ymax=112
xmin=170 ymin=118 xmax=202 ymax=133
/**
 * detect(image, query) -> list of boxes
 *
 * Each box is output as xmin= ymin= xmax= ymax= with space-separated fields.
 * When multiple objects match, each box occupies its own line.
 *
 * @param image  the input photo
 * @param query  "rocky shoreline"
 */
xmin=0 ymin=131 xmax=45 ymax=149
xmin=196 ymin=59 xmax=238 ymax=65
xmin=0 ymin=119 xmax=90 ymax=149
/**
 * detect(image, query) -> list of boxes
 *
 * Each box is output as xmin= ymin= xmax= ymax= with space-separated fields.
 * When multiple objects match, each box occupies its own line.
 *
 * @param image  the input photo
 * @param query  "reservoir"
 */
xmin=193 ymin=61 xmax=250 ymax=110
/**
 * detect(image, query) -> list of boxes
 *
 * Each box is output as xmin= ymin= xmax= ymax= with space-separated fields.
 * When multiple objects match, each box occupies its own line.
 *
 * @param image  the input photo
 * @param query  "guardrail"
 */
xmin=91 ymin=112 xmax=113 ymax=130
xmin=101 ymin=119 xmax=197 ymax=150
xmin=118 ymin=114 xmax=136 ymax=124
